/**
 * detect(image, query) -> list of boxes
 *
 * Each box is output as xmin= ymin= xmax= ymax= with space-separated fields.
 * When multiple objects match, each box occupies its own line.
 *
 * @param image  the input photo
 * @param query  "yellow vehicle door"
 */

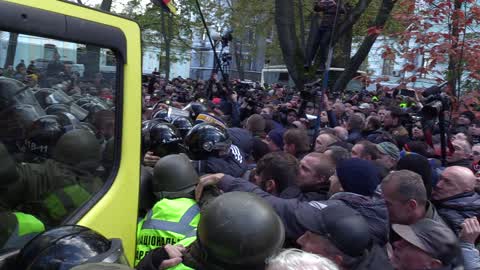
xmin=0 ymin=0 xmax=141 ymax=265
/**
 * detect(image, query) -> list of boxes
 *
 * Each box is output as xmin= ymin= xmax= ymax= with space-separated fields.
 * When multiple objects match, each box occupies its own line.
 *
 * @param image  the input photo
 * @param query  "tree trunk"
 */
xmin=4 ymin=32 xmax=18 ymax=69
xmin=447 ymin=0 xmax=462 ymax=97
xmin=298 ymin=0 xmax=306 ymax=52
xmin=83 ymin=0 xmax=112 ymax=78
xmin=333 ymin=13 xmax=352 ymax=68
xmin=165 ymin=11 xmax=173 ymax=80
xmin=232 ymin=40 xmax=245 ymax=80
xmin=275 ymin=0 xmax=304 ymax=89
xmin=100 ymin=0 xmax=112 ymax=11
xmin=333 ymin=0 xmax=396 ymax=92
xmin=311 ymin=0 xmax=373 ymax=75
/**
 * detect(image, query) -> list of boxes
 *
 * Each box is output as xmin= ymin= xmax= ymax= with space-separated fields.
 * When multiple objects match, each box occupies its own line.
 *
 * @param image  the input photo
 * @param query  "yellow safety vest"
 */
xmin=2 ymin=212 xmax=45 ymax=249
xmin=135 ymin=198 xmax=200 ymax=266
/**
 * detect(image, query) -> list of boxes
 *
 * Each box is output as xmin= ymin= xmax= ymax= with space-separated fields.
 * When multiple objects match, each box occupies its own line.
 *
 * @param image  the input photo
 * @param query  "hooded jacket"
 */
xmin=434 ymin=192 xmax=480 ymax=234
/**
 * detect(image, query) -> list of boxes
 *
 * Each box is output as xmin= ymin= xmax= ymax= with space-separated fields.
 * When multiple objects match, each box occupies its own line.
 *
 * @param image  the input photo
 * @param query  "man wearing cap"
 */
xmin=391 ymin=219 xmax=459 ymax=270
xmin=376 ymin=142 xmax=400 ymax=170
xmin=295 ymin=203 xmax=393 ymax=270
xmin=432 ymin=166 xmax=480 ymax=235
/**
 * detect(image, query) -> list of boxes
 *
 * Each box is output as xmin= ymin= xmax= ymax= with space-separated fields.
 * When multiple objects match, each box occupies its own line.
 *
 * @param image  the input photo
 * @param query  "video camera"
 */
xmin=420 ymin=82 xmax=450 ymax=120
xmin=301 ymin=78 xmax=323 ymax=102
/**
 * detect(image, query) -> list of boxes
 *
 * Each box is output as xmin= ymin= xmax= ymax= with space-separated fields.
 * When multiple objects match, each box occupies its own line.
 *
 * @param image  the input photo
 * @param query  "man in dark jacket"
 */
xmin=279 ymin=153 xmax=335 ymax=201
xmin=197 ymin=159 xmax=389 ymax=246
xmin=381 ymin=170 xmax=447 ymax=227
xmin=433 ymin=166 xmax=480 ymax=234
xmin=346 ymin=114 xmax=364 ymax=144
xmin=328 ymin=159 xmax=390 ymax=245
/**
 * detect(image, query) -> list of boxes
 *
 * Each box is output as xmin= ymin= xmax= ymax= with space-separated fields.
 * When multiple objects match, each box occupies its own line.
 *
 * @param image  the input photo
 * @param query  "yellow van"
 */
xmin=0 ymin=0 xmax=141 ymax=265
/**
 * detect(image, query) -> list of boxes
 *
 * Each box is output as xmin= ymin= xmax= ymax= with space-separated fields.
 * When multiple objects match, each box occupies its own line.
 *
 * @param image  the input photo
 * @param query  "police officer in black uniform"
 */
xmin=184 ymin=123 xmax=247 ymax=177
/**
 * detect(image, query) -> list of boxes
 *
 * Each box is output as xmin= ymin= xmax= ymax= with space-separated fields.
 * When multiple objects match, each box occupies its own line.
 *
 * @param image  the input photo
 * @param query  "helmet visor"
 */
xmin=69 ymin=103 xmax=89 ymax=121
xmin=84 ymin=238 xmax=128 ymax=265
xmin=45 ymin=89 xmax=73 ymax=105
xmin=0 ymin=104 xmax=45 ymax=139
xmin=11 ymin=86 xmax=42 ymax=107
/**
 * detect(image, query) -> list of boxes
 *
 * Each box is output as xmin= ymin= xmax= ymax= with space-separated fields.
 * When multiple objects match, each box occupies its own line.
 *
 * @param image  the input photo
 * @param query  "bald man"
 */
xmin=447 ymin=139 xmax=472 ymax=168
xmin=314 ymin=133 xmax=338 ymax=153
xmin=333 ymin=126 xmax=348 ymax=141
xmin=433 ymin=166 xmax=480 ymax=234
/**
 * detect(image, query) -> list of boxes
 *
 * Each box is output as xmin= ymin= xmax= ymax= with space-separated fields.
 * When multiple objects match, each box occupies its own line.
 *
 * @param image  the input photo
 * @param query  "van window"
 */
xmin=0 ymin=31 xmax=118 ymax=252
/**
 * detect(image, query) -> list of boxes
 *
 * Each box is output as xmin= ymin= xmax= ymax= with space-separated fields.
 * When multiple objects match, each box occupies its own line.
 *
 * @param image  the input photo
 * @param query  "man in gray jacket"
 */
xmin=432 ymin=166 xmax=480 ymax=234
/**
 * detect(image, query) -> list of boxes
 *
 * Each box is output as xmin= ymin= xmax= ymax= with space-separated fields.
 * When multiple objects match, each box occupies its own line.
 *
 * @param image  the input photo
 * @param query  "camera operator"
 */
xmin=383 ymin=107 xmax=409 ymax=148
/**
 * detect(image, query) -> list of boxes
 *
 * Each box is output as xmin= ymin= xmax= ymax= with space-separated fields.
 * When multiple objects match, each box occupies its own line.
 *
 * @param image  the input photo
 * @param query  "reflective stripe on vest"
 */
xmin=135 ymin=198 xmax=200 ymax=266
xmin=42 ymin=184 xmax=92 ymax=223
xmin=167 ymin=262 xmax=195 ymax=270
xmin=3 ymin=212 xmax=45 ymax=249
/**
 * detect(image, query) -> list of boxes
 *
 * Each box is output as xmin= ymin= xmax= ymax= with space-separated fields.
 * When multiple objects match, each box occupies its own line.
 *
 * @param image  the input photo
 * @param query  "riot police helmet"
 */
xmin=45 ymin=103 xmax=70 ymax=115
xmin=183 ymin=102 xmax=208 ymax=119
xmin=24 ymin=115 xmax=67 ymax=159
xmin=152 ymin=153 xmax=199 ymax=199
xmin=0 ymin=77 xmax=41 ymax=110
xmin=184 ymin=122 xmax=231 ymax=160
xmin=53 ymin=129 xmax=102 ymax=171
xmin=151 ymin=109 xmax=170 ymax=122
xmin=197 ymin=192 xmax=285 ymax=268
xmin=172 ymin=116 xmax=193 ymax=138
xmin=16 ymin=225 xmax=128 ymax=270
xmin=147 ymin=123 xmax=183 ymax=157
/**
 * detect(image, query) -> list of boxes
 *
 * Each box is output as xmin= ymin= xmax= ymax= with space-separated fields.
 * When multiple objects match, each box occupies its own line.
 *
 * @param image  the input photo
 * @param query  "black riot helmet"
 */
xmin=197 ymin=192 xmax=285 ymax=269
xmin=147 ymin=123 xmax=184 ymax=157
xmin=183 ymin=102 xmax=208 ymax=119
xmin=47 ymin=108 xmax=82 ymax=130
xmin=152 ymin=153 xmax=199 ymax=199
xmin=141 ymin=119 xmax=161 ymax=155
xmin=81 ymin=102 xmax=109 ymax=123
xmin=184 ymin=123 xmax=231 ymax=160
xmin=0 ymin=77 xmax=38 ymax=110
xmin=0 ymin=78 xmax=45 ymax=140
xmin=151 ymin=109 xmax=171 ymax=122
xmin=16 ymin=225 xmax=128 ymax=270
xmin=172 ymin=116 xmax=193 ymax=138
xmin=24 ymin=115 xmax=67 ymax=159
xmin=45 ymin=103 xmax=70 ymax=115
xmin=35 ymin=88 xmax=88 ymax=121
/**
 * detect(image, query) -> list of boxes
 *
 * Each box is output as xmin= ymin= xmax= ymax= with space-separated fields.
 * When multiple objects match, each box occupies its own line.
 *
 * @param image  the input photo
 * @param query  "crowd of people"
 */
xmin=134 ymin=73 xmax=480 ymax=270
xmin=2 ymin=58 xmax=480 ymax=270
